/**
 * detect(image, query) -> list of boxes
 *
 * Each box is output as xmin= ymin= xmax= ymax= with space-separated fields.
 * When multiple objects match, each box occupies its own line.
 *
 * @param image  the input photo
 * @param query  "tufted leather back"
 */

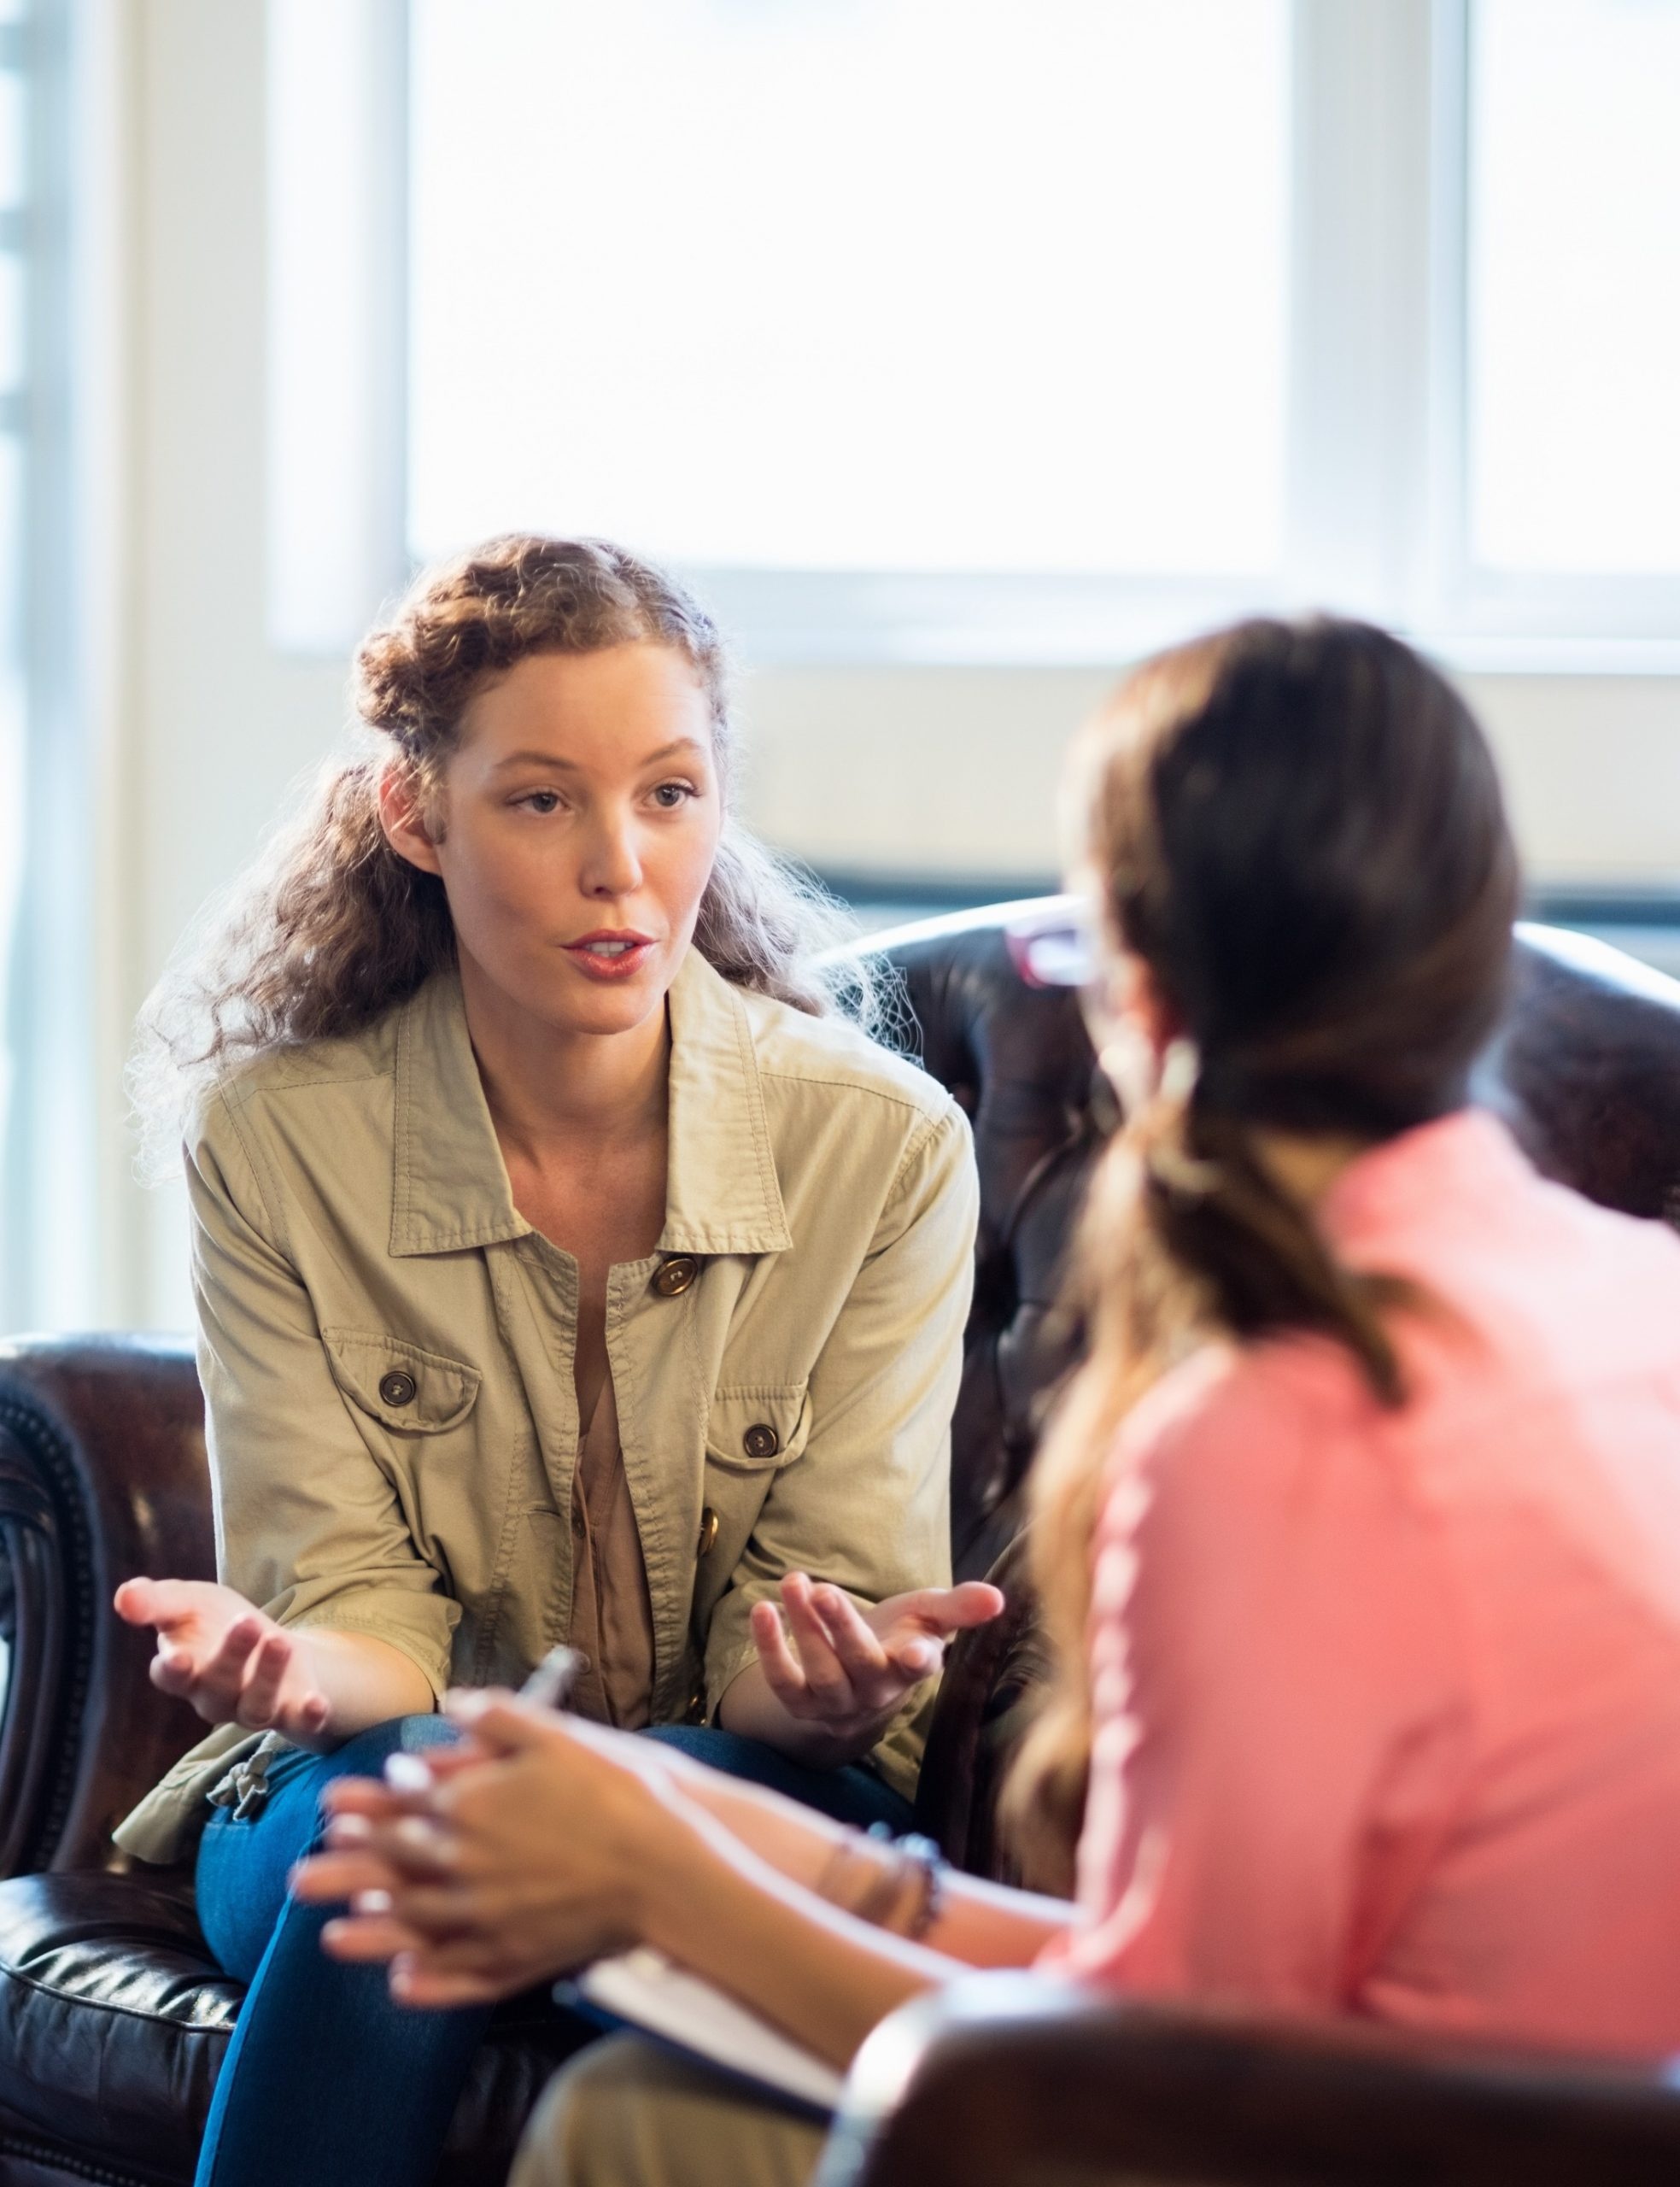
xmin=868 ymin=905 xmax=1100 ymax=1583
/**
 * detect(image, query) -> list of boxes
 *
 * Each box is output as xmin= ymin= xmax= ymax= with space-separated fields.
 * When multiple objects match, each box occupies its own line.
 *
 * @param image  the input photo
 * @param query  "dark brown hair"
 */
xmin=1007 ymin=616 xmax=1521 ymax=1885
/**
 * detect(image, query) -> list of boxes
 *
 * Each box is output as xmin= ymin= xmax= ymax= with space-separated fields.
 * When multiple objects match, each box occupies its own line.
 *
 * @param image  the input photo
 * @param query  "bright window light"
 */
xmin=1467 ymin=0 xmax=1680 ymax=577
xmin=266 ymin=0 xmax=407 ymax=654
xmin=408 ymin=0 xmax=1290 ymax=578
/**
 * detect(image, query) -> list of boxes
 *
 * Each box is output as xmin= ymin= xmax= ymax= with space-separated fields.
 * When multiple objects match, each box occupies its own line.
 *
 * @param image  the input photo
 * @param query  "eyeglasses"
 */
xmin=1004 ymin=897 xmax=1102 ymax=990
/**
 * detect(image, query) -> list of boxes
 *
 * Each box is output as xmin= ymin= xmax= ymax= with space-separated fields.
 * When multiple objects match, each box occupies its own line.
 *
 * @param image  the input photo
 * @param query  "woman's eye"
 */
xmin=518 ymin=789 xmax=564 ymax=814
xmin=651 ymin=781 xmax=697 ymax=810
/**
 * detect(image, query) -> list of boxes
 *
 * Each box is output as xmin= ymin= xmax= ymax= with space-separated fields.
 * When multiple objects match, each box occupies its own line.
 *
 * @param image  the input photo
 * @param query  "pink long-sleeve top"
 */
xmin=1050 ymin=1108 xmax=1680 ymax=2058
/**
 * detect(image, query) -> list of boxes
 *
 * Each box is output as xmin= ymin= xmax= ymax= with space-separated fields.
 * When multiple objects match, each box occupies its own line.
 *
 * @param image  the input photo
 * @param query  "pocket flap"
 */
xmin=704 ymin=1385 xmax=811 ymax=1470
xmin=321 ymin=1328 xmax=482 ymax=1434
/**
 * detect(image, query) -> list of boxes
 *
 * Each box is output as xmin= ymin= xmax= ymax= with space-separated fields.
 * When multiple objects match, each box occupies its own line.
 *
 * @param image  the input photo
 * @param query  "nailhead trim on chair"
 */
xmin=0 ymin=1389 xmax=97 ymax=1878
xmin=0 ymin=2128 xmax=164 ymax=2187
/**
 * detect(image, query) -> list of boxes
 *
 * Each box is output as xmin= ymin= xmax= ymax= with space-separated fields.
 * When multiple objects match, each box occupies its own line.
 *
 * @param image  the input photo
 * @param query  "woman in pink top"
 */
xmin=296 ymin=617 xmax=1680 ymax=2186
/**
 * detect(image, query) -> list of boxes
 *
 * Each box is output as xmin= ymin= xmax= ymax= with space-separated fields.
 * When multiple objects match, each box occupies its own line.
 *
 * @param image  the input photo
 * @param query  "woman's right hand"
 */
xmin=114 ymin=1577 xmax=331 ymax=1742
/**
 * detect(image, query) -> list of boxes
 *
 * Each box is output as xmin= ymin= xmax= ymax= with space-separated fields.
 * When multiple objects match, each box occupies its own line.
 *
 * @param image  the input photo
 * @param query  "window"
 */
xmin=409 ymin=0 xmax=1290 ymax=588
xmin=0 ymin=1 xmax=27 ymax=1318
xmin=0 ymin=0 xmax=98 ymax=1335
xmin=0 ymin=0 xmax=23 ymax=1713
xmin=1466 ymin=0 xmax=1680 ymax=578
xmin=268 ymin=0 xmax=1680 ymax=663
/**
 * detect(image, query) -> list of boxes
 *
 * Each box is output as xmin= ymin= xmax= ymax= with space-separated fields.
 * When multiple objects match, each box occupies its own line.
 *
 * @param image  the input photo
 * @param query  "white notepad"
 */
xmin=574 ymin=1948 xmax=844 ymax=2113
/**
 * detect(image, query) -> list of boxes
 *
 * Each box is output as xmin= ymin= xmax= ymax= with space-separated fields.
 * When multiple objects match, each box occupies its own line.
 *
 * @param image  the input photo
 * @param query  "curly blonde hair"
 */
xmin=133 ymin=536 xmax=871 ymax=1175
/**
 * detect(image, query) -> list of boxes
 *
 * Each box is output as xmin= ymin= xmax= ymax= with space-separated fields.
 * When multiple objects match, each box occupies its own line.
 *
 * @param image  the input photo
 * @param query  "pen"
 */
xmin=516 ymin=1642 xmax=585 ymax=1709
xmin=382 ymin=1644 xmax=583 ymax=1792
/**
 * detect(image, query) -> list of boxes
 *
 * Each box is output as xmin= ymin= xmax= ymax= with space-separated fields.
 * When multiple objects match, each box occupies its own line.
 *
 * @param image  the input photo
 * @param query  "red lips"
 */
xmin=562 ymin=930 xmax=657 ymax=980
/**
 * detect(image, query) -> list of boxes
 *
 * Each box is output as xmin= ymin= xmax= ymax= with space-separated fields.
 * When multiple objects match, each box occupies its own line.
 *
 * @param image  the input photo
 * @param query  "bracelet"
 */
xmin=815 ymin=1826 xmax=946 ymax=1938
xmin=815 ymin=1830 xmax=906 ymax=1926
xmin=881 ymin=1829 xmax=945 ymax=1942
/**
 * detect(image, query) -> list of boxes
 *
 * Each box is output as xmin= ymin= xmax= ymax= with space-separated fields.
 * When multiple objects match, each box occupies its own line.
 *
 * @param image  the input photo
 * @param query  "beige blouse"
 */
xmin=567 ymin=1353 xmax=655 ymax=1733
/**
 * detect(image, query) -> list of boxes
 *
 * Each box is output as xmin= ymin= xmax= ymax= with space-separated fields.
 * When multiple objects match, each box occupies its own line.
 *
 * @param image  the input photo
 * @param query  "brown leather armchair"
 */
xmin=825 ymin=1974 xmax=1680 ymax=2187
xmin=4 ymin=907 xmax=1680 ymax=2185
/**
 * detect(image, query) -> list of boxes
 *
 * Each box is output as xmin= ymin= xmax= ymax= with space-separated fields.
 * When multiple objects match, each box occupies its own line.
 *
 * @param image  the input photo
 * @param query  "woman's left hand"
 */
xmin=291 ymin=1694 xmax=691 ymax=2007
xmin=746 ymin=1574 xmax=1004 ymax=1749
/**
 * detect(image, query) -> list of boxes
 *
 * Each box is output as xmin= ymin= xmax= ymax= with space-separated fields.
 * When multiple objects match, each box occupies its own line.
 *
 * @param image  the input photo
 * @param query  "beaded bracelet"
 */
xmin=816 ymin=1825 xmax=946 ymax=1939
xmin=873 ymin=1826 xmax=945 ymax=1942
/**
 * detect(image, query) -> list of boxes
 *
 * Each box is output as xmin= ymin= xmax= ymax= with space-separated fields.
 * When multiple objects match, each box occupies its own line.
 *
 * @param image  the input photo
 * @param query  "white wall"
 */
xmin=102 ymin=1 xmax=1680 ymax=1332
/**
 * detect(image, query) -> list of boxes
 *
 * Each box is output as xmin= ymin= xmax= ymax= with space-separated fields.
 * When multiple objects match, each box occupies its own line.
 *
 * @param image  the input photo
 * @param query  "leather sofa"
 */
xmin=6 ymin=905 xmax=1680 ymax=2185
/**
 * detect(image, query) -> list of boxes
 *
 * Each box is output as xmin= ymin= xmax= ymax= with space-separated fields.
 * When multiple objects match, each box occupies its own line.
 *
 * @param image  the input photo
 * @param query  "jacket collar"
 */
xmin=389 ymin=950 xmax=792 ymax=1259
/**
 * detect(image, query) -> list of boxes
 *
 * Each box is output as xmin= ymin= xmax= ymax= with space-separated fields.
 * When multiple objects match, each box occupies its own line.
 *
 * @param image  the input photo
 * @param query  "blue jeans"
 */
xmin=192 ymin=1717 xmax=910 ymax=2187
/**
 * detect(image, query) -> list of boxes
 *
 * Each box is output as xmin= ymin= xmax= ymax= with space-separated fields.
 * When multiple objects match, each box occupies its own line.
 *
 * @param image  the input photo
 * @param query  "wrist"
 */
xmin=815 ymin=1826 xmax=943 ymax=1938
xmin=624 ymin=1791 xmax=720 ymax=1955
xmin=766 ymin=1707 xmax=891 ymax=1770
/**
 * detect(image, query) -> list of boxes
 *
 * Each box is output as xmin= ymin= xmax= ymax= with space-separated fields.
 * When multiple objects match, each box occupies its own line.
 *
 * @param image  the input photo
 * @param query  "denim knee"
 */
xmin=325 ymin=1710 xmax=461 ymax=1775
xmin=309 ymin=1711 xmax=460 ymax=1818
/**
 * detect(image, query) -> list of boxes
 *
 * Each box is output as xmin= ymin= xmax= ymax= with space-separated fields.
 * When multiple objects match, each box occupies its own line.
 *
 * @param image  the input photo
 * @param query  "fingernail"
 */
xmin=352 ymin=1889 xmax=394 ymax=1915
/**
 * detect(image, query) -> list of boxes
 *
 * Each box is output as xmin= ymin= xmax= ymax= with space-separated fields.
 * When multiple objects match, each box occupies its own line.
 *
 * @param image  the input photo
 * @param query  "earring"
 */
xmin=1096 ymin=1022 xmax=1158 ymax=1122
xmin=1160 ymin=1035 xmax=1201 ymax=1106
xmin=1097 ymin=1028 xmax=1200 ymax=1123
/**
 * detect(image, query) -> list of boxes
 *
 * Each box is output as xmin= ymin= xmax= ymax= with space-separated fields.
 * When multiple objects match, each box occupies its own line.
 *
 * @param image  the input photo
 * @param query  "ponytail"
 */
xmin=1161 ymin=1096 xmax=1408 ymax=1408
xmin=1003 ymin=614 xmax=1519 ymax=1889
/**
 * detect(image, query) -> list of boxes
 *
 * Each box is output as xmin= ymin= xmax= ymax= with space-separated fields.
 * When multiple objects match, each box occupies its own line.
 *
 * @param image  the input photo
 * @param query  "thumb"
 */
xmin=942 ymin=1580 xmax=1008 ymax=1629
xmin=895 ymin=1581 xmax=1007 ymax=1639
xmin=885 ymin=1584 xmax=1007 ymax=1677
xmin=114 ymin=1577 xmax=190 ymax=1630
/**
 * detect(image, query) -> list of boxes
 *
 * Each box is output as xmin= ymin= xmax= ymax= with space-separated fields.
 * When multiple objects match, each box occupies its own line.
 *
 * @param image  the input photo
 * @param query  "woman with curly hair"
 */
xmin=304 ymin=615 xmax=1680 ymax=2186
xmin=114 ymin=536 xmax=997 ymax=2187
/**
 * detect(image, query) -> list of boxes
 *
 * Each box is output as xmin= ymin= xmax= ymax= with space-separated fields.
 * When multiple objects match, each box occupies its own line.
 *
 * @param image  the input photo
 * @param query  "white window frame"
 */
xmin=2 ymin=0 xmax=133 ymax=1334
xmin=265 ymin=0 xmax=1680 ymax=671
xmin=1420 ymin=0 xmax=1680 ymax=665
xmin=1 ymin=0 xmax=103 ymax=1334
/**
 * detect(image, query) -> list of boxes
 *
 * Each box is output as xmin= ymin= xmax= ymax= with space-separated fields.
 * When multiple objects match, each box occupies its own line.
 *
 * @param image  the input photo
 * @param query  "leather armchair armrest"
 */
xmin=911 ymin=1538 xmax=1047 ymax=1881
xmin=822 ymin=1973 xmax=1680 ymax=2187
xmin=0 ymin=1336 xmax=213 ymax=1875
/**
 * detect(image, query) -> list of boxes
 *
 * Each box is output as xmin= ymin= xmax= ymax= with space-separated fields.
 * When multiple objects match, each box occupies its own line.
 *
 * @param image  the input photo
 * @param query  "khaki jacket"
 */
xmin=116 ymin=950 xmax=977 ymax=1862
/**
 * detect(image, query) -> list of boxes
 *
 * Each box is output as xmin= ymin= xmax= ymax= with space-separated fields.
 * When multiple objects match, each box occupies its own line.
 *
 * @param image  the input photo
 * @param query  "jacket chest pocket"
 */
xmin=321 ymin=1330 xmax=484 ymax=1557
xmin=696 ymin=1385 xmax=812 ymax=1587
xmin=322 ymin=1328 xmax=483 ymax=1432
xmin=703 ymin=1385 xmax=811 ymax=1476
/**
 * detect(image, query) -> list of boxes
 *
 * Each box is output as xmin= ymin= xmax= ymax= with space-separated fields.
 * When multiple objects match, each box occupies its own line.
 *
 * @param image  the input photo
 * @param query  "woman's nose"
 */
xmin=577 ymin=812 xmax=643 ymax=898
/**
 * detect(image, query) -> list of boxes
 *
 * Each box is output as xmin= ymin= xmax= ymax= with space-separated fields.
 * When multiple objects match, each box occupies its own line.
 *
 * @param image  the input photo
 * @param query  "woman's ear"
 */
xmin=1126 ymin=957 xmax=1185 ymax=1070
xmin=378 ymin=764 xmax=444 ymax=877
xmin=1090 ymin=951 xmax=1188 ymax=1122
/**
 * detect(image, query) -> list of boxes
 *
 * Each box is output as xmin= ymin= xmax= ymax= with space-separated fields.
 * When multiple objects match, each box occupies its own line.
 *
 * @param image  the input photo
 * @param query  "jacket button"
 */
xmin=379 ymin=1369 xmax=418 ymax=1407
xmin=696 ymin=1507 xmax=719 ymax=1558
xmin=742 ymin=1422 xmax=780 ymax=1460
xmin=652 ymin=1255 xmax=700 ymax=1299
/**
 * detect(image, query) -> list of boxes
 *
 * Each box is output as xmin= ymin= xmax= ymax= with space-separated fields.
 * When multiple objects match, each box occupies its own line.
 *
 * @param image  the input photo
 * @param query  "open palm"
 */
xmin=750 ymin=1574 xmax=1004 ymax=1737
xmin=114 ymin=1576 xmax=331 ymax=1740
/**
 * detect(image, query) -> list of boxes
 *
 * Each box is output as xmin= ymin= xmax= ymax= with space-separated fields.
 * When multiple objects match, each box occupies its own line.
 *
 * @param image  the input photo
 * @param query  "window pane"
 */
xmin=0 ymin=71 xmax=25 ymax=211
xmin=0 ymin=433 xmax=23 ymax=1232
xmin=1468 ymin=0 xmax=1680 ymax=576
xmin=409 ymin=0 xmax=1289 ymax=577
xmin=0 ymin=253 xmax=23 ymax=391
